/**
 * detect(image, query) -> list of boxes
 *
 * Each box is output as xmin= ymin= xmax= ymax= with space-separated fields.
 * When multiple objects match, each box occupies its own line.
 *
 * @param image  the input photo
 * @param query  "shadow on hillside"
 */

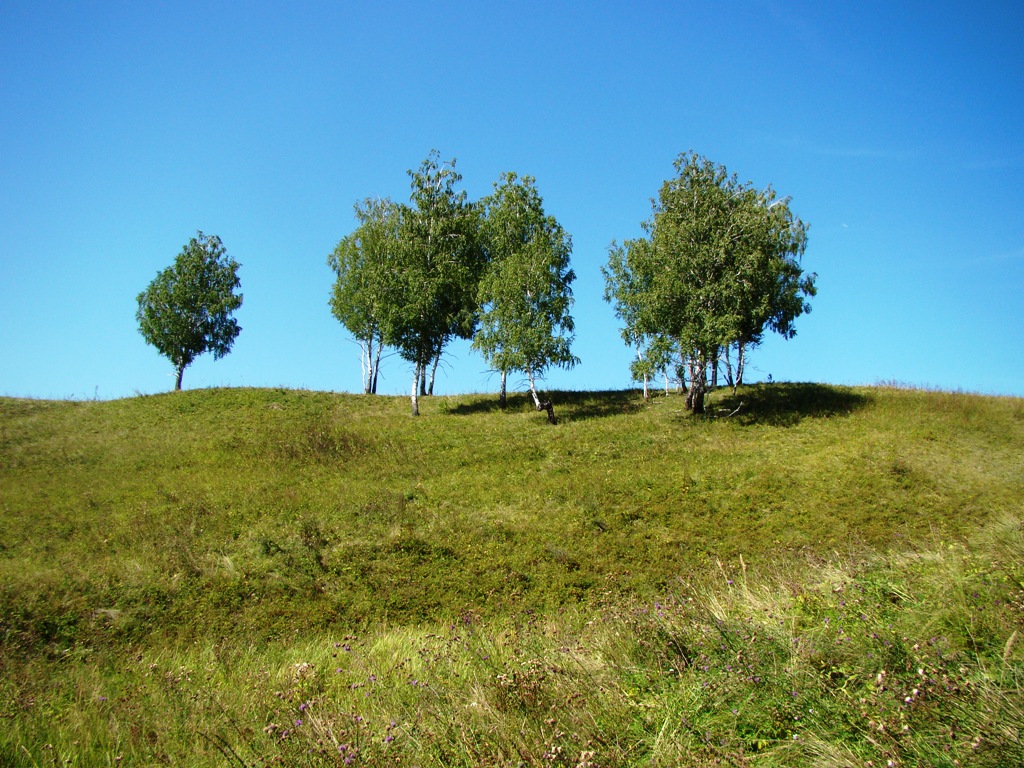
xmin=448 ymin=390 xmax=646 ymax=420
xmin=709 ymin=383 xmax=869 ymax=426
xmin=447 ymin=384 xmax=867 ymax=425
xmin=552 ymin=390 xmax=648 ymax=420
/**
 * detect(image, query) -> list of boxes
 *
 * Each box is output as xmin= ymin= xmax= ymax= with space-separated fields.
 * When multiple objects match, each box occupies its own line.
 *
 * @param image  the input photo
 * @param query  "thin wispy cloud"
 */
xmin=765 ymin=133 xmax=917 ymax=162
xmin=961 ymin=154 xmax=1024 ymax=171
xmin=966 ymin=245 xmax=1024 ymax=267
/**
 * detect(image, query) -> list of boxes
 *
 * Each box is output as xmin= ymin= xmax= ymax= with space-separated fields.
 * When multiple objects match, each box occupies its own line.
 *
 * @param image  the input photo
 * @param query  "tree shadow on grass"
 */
xmin=448 ymin=390 xmax=647 ymax=420
xmin=447 ymin=384 xmax=867 ymax=425
xmin=708 ymin=382 xmax=869 ymax=426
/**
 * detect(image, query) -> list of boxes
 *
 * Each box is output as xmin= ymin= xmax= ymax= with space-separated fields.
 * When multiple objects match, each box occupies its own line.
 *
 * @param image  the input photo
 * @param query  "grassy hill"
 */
xmin=1 ymin=384 xmax=1022 ymax=766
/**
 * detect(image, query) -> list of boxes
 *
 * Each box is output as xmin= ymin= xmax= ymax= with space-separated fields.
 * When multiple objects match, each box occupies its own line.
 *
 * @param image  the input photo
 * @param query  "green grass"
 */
xmin=1 ymin=383 xmax=1022 ymax=765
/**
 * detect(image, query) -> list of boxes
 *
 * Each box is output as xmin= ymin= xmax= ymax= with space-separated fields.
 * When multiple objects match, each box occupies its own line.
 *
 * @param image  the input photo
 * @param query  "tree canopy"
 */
xmin=327 ymin=155 xmax=581 ymax=418
xmin=390 ymin=152 xmax=486 ymax=415
xmin=328 ymin=197 xmax=402 ymax=394
xmin=136 ymin=232 xmax=243 ymax=391
xmin=474 ymin=172 xmax=578 ymax=408
xmin=603 ymin=152 xmax=815 ymax=412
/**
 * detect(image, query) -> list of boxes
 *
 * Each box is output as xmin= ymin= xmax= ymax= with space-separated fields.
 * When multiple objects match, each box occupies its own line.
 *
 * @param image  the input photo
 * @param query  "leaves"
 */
xmin=328 ymin=198 xmax=403 ymax=393
xmin=136 ymin=232 xmax=243 ymax=389
xmin=473 ymin=172 xmax=578 ymax=385
xmin=603 ymin=152 xmax=816 ymax=409
xmin=387 ymin=152 xmax=486 ymax=369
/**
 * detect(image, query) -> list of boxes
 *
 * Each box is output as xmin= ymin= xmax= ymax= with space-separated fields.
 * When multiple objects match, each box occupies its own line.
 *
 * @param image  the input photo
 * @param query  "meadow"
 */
xmin=1 ymin=383 xmax=1022 ymax=766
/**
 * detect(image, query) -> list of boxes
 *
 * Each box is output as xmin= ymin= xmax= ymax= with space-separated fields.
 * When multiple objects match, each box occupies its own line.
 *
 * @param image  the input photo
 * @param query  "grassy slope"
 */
xmin=1 ymin=384 xmax=1022 ymax=765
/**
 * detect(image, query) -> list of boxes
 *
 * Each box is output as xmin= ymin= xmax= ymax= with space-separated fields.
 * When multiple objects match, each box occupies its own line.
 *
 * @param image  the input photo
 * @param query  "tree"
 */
xmin=602 ymin=238 xmax=671 ymax=402
xmin=328 ymin=197 xmax=402 ymax=394
xmin=390 ymin=151 xmax=485 ymax=416
xmin=136 ymin=232 xmax=243 ymax=391
xmin=603 ymin=152 xmax=815 ymax=413
xmin=473 ymin=172 xmax=578 ymax=412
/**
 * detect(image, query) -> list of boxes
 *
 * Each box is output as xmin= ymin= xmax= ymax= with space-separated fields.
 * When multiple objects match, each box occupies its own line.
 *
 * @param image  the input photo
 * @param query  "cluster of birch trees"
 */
xmin=329 ymin=150 xmax=816 ymax=418
xmin=602 ymin=152 xmax=817 ymax=414
xmin=327 ymin=151 xmax=578 ymax=416
xmin=136 ymin=152 xmax=813 ymax=408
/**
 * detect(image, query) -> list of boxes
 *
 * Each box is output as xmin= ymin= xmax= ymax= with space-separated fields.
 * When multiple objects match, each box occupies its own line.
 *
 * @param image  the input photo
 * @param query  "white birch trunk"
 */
xmin=360 ymin=340 xmax=372 ymax=394
xmin=723 ymin=344 xmax=736 ymax=394
xmin=410 ymin=364 xmax=420 ymax=416
xmin=428 ymin=354 xmax=440 ymax=396
xmin=526 ymin=367 xmax=542 ymax=409
xmin=371 ymin=340 xmax=383 ymax=394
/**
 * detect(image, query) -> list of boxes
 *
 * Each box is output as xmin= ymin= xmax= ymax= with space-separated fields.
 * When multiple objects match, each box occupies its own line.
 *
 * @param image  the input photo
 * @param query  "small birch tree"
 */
xmin=390 ymin=151 xmax=485 ymax=416
xmin=136 ymin=232 xmax=242 ymax=391
xmin=327 ymin=197 xmax=401 ymax=394
xmin=474 ymin=172 xmax=578 ymax=411
xmin=603 ymin=152 xmax=815 ymax=413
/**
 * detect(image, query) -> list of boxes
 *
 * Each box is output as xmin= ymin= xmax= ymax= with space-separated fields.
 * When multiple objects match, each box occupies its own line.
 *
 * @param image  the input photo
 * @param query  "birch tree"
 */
xmin=327 ymin=197 xmax=401 ymax=394
xmin=603 ymin=152 xmax=815 ymax=413
xmin=136 ymin=232 xmax=242 ymax=391
xmin=602 ymin=238 xmax=672 ymax=402
xmin=390 ymin=151 xmax=485 ymax=416
xmin=473 ymin=172 xmax=578 ymax=410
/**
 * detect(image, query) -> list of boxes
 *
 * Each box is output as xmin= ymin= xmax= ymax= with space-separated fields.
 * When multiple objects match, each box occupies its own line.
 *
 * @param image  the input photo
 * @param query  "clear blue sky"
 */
xmin=2 ymin=1 xmax=1021 ymax=400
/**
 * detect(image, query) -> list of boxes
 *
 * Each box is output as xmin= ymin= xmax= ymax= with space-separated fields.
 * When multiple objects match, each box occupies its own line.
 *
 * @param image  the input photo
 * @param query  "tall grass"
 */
xmin=1 ymin=384 xmax=1022 ymax=765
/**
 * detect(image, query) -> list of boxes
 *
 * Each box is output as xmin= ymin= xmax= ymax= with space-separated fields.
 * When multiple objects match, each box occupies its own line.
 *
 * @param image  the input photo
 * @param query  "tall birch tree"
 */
xmin=391 ymin=151 xmax=485 ymax=416
xmin=327 ymin=197 xmax=401 ymax=394
xmin=136 ymin=232 xmax=242 ymax=391
xmin=473 ymin=172 xmax=578 ymax=410
xmin=603 ymin=152 xmax=815 ymax=413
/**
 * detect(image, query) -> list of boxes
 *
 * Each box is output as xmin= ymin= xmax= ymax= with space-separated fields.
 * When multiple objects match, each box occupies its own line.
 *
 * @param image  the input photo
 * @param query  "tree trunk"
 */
xmin=686 ymin=356 xmax=708 ymax=413
xmin=736 ymin=342 xmax=746 ymax=389
xmin=175 ymin=366 xmax=184 ymax=391
xmin=499 ymin=370 xmax=507 ymax=407
xmin=723 ymin=344 xmax=736 ymax=394
xmin=711 ymin=346 xmax=719 ymax=389
xmin=410 ymin=365 xmax=421 ymax=416
xmin=526 ymin=367 xmax=557 ymax=424
xmin=685 ymin=358 xmax=695 ymax=409
xmin=526 ymin=367 xmax=541 ymax=409
xmin=427 ymin=354 xmax=440 ymax=396
xmin=370 ymin=342 xmax=383 ymax=394
xmin=361 ymin=340 xmax=373 ymax=394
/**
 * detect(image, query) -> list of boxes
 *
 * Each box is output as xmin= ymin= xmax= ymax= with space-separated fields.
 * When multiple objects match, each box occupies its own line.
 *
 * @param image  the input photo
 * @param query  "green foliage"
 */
xmin=135 ymin=232 xmax=243 ymax=390
xmin=1 ymin=385 xmax=1023 ymax=764
xmin=327 ymin=198 xmax=402 ymax=393
xmin=390 ymin=151 xmax=486 ymax=412
xmin=604 ymin=152 xmax=815 ymax=411
xmin=474 ymin=172 xmax=578 ymax=404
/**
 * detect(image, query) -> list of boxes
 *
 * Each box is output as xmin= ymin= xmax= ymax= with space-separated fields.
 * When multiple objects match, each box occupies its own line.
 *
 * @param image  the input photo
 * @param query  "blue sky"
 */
xmin=2 ymin=1 xmax=1021 ymax=400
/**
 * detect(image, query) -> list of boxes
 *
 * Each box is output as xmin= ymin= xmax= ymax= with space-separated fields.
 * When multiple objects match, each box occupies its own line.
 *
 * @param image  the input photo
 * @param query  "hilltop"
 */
xmin=1 ymin=384 xmax=1022 ymax=765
